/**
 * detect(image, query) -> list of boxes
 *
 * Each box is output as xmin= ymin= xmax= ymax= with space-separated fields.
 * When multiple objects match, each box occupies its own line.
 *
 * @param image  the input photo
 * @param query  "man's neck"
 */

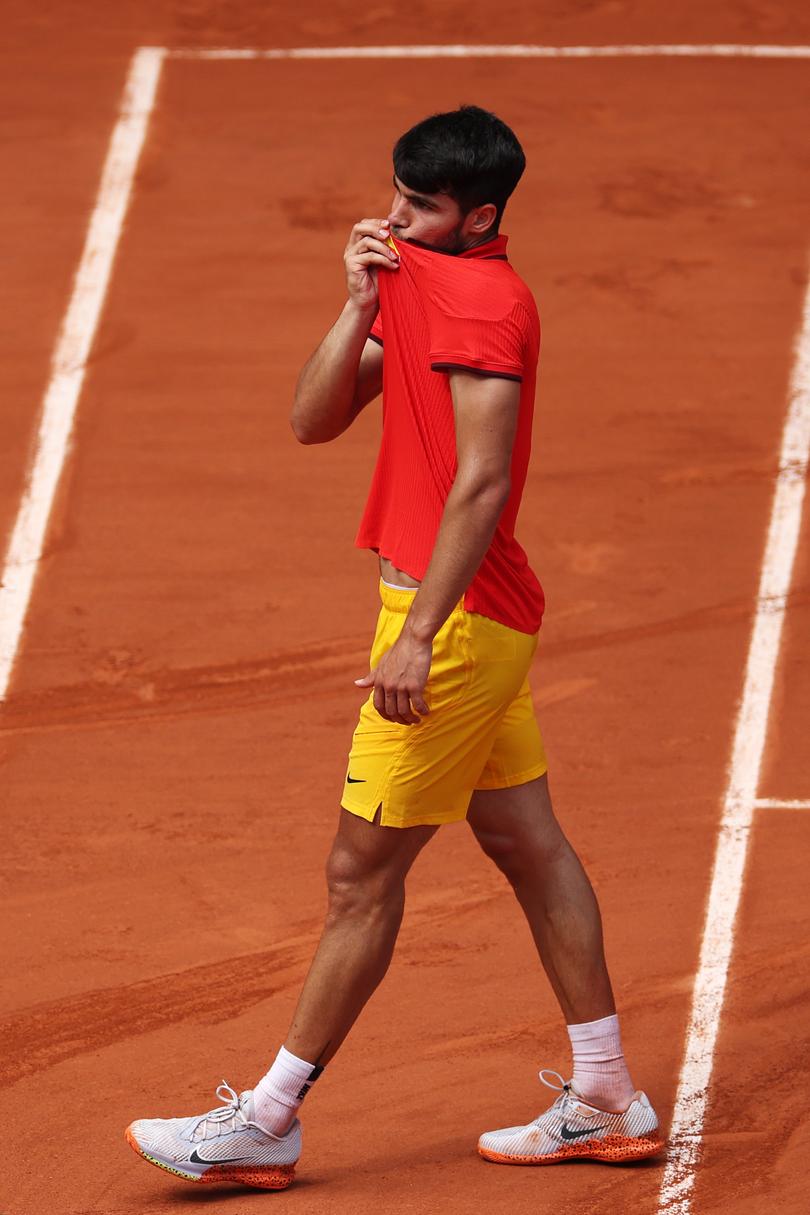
xmin=459 ymin=231 xmax=498 ymax=253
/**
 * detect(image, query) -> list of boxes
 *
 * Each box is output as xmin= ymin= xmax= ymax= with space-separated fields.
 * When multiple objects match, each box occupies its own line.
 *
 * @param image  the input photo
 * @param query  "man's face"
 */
xmin=387 ymin=173 xmax=471 ymax=254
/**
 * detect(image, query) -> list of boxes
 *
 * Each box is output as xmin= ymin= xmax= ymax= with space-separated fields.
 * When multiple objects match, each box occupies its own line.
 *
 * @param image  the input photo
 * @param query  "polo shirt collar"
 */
xmin=397 ymin=233 xmax=510 ymax=260
xmin=459 ymin=234 xmax=509 ymax=259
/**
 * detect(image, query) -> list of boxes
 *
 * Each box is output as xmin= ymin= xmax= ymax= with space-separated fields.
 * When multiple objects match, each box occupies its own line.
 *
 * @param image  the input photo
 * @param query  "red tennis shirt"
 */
xmin=355 ymin=232 xmax=545 ymax=634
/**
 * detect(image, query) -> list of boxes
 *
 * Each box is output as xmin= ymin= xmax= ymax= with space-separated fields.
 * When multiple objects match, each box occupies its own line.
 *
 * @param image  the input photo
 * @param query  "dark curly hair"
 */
xmin=393 ymin=104 xmax=526 ymax=233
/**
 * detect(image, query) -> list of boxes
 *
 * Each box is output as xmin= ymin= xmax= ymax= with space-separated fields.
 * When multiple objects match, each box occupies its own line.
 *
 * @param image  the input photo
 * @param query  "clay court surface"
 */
xmin=2 ymin=3 xmax=810 ymax=1212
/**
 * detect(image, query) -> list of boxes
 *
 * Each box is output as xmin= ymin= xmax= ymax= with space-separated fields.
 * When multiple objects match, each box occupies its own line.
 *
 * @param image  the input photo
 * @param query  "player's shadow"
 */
xmin=153 ymin=1148 xmax=663 ymax=1206
xmin=168 ymin=1174 xmax=321 ymax=1203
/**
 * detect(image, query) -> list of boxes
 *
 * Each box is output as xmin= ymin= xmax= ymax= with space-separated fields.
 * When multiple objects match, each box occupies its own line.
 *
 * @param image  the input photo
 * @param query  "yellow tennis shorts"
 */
xmin=340 ymin=579 xmax=548 ymax=828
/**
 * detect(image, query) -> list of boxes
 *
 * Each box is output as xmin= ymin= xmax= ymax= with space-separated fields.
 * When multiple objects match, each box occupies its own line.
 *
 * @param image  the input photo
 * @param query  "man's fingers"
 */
xmin=384 ymin=688 xmax=400 ymax=722
xmin=351 ymin=251 xmax=399 ymax=273
xmin=347 ymin=224 xmax=393 ymax=255
xmin=352 ymin=219 xmax=390 ymax=237
xmin=365 ymin=655 xmax=429 ymax=726
xmin=396 ymin=687 xmax=420 ymax=725
xmin=350 ymin=235 xmax=399 ymax=262
xmin=371 ymin=683 xmax=417 ymax=726
xmin=379 ymin=685 xmax=403 ymax=723
xmin=373 ymin=685 xmax=425 ymax=726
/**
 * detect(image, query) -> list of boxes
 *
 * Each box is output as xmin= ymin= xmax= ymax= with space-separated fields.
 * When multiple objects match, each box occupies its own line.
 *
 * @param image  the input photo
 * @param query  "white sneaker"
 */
xmin=125 ymin=1081 xmax=300 ymax=1189
xmin=478 ymin=1069 xmax=665 ymax=1165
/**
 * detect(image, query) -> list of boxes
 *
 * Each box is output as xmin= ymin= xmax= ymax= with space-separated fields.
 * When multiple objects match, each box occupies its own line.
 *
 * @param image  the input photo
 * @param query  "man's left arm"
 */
xmin=354 ymin=370 xmax=519 ymax=725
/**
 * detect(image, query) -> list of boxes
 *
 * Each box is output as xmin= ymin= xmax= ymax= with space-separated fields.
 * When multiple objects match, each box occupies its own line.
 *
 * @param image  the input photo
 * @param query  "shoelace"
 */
xmin=190 ymin=1081 xmax=268 ymax=1141
xmin=535 ymin=1068 xmax=605 ymax=1126
xmin=532 ymin=1069 xmax=570 ymax=1122
xmin=539 ymin=1068 xmax=570 ymax=1096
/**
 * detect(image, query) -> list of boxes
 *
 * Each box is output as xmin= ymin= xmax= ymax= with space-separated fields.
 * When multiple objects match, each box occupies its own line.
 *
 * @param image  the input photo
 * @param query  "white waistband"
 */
xmin=381 ymin=578 xmax=418 ymax=591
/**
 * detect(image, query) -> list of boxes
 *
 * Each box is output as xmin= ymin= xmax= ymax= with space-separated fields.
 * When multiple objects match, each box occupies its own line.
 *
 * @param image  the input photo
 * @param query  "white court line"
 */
xmin=658 ymin=280 xmax=810 ymax=1212
xmin=0 ymin=46 xmax=165 ymax=704
xmin=754 ymin=798 xmax=810 ymax=810
xmin=168 ymin=43 xmax=810 ymax=59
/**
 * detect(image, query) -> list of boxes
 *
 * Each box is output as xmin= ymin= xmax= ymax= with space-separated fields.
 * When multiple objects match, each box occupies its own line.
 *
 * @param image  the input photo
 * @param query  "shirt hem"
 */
xmin=430 ymin=356 xmax=522 ymax=382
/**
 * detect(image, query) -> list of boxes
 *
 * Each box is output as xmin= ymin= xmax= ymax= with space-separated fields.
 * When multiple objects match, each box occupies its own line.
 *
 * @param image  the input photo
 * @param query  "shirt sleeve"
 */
xmin=369 ymin=309 xmax=384 ymax=346
xmin=426 ymin=295 xmax=528 ymax=382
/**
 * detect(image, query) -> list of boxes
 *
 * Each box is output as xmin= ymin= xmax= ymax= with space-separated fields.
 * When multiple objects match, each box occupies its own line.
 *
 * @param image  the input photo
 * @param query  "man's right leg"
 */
xmin=285 ymin=806 xmax=438 ymax=1065
xmin=250 ymin=805 xmax=438 ymax=1134
xmin=125 ymin=805 xmax=437 ymax=1189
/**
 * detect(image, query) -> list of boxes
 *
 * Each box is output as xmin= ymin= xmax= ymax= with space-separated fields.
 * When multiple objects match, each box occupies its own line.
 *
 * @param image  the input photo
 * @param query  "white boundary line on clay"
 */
xmin=167 ymin=43 xmax=810 ymax=60
xmin=0 ymin=47 xmax=166 ymax=702
xmin=754 ymin=798 xmax=810 ymax=810
xmin=658 ymin=278 xmax=810 ymax=1213
xmin=1 ymin=41 xmax=808 ymax=1215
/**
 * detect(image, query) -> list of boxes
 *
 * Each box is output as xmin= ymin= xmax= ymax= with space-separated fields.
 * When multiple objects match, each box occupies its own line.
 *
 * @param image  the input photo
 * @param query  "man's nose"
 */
xmin=387 ymin=198 xmax=407 ymax=228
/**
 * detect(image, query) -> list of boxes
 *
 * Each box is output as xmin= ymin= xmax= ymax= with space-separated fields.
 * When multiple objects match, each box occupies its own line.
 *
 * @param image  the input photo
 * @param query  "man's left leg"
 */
xmin=469 ymin=773 xmax=665 ymax=1164
xmin=468 ymin=772 xmax=616 ymax=1028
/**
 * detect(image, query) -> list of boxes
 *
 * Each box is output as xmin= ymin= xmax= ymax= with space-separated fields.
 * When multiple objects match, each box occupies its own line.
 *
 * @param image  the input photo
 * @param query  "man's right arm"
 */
xmin=290 ymin=305 xmax=383 ymax=444
xmin=290 ymin=217 xmax=399 ymax=445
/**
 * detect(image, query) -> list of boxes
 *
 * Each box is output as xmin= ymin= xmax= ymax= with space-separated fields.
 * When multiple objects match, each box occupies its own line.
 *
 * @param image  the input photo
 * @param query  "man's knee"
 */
xmin=474 ymin=825 xmax=526 ymax=883
xmin=473 ymin=820 xmax=567 ymax=886
xmin=324 ymin=830 xmax=405 ymax=917
xmin=324 ymin=807 xmax=437 ymax=916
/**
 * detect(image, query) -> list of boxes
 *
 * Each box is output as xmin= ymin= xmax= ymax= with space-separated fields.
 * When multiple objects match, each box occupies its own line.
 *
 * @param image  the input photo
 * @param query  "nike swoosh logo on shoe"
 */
xmin=346 ymin=775 xmax=366 ymax=783
xmin=559 ymin=1122 xmax=608 ymax=1141
xmin=189 ymin=1148 xmax=254 ymax=1164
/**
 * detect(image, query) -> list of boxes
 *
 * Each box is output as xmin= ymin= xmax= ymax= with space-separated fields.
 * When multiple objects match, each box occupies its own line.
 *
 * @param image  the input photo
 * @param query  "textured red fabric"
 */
xmin=358 ymin=233 xmax=544 ymax=634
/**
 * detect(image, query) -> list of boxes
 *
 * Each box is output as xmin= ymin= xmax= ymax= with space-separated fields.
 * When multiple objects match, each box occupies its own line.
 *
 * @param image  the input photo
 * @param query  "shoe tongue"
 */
xmin=191 ymin=1089 xmax=250 ymax=1142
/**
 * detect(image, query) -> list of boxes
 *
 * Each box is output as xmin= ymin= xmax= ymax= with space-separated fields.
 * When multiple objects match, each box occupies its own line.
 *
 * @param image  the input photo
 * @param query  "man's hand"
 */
xmin=354 ymin=630 xmax=432 ymax=726
xmin=344 ymin=218 xmax=400 ymax=312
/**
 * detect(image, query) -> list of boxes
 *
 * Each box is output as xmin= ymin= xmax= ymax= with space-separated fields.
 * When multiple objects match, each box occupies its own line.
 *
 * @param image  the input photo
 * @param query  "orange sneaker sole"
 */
xmin=479 ymin=1131 xmax=666 ymax=1166
xmin=125 ymin=1126 xmax=296 ymax=1190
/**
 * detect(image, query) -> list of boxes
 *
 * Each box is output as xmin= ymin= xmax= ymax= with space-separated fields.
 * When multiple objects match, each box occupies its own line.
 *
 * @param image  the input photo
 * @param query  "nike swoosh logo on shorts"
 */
xmin=189 ymin=1148 xmax=254 ymax=1164
xmin=346 ymin=775 xmax=366 ymax=783
xmin=559 ymin=1122 xmax=607 ymax=1141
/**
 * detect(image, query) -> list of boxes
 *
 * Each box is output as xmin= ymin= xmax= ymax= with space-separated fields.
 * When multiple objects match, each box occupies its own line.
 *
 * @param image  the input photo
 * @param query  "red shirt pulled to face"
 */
xmin=356 ymin=232 xmax=544 ymax=635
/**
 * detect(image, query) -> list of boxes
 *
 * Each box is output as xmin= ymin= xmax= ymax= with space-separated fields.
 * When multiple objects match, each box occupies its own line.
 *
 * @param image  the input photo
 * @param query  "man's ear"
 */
xmin=468 ymin=203 xmax=498 ymax=234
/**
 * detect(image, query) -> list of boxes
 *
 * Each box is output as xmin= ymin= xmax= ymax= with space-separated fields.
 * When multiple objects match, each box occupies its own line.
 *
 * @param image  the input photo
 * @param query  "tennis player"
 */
xmin=125 ymin=104 xmax=664 ymax=1189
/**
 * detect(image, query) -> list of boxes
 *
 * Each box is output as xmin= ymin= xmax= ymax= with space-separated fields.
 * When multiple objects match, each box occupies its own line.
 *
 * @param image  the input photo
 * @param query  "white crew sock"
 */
xmin=566 ymin=1013 xmax=636 ymax=1111
xmin=252 ymin=1045 xmax=323 ymax=1136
